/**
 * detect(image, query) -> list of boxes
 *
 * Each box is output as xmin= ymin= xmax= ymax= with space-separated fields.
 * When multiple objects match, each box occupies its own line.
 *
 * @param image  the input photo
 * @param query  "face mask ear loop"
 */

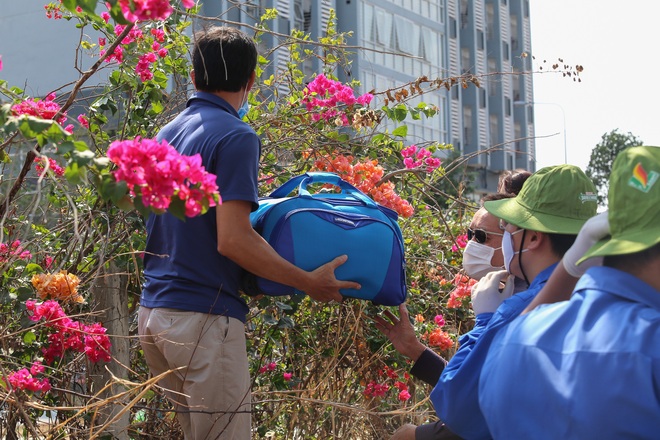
xmin=518 ymin=229 xmax=531 ymax=287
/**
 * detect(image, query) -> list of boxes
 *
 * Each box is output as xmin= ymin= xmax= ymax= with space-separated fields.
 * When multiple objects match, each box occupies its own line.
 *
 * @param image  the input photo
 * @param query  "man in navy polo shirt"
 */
xmin=138 ymin=27 xmax=360 ymax=440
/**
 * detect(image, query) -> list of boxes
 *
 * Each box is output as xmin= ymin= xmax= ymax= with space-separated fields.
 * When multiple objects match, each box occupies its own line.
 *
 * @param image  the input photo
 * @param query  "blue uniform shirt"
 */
xmin=141 ymin=92 xmax=261 ymax=322
xmin=479 ymin=266 xmax=660 ymax=439
xmin=430 ymin=263 xmax=557 ymax=440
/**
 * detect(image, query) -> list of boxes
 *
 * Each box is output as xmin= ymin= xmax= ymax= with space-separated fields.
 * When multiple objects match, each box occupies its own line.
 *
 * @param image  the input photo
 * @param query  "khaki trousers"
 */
xmin=138 ymin=307 xmax=251 ymax=440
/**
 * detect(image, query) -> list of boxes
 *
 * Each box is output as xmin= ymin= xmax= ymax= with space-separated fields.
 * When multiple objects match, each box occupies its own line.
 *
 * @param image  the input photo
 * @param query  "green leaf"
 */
xmin=167 ymin=196 xmax=187 ymax=221
xmin=277 ymin=316 xmax=295 ymax=329
xmin=275 ymin=301 xmax=293 ymax=311
xmin=393 ymin=104 xmax=408 ymax=122
xmin=392 ymin=125 xmax=408 ymax=138
xmin=71 ymin=149 xmax=96 ymax=167
xmin=23 ymin=331 xmax=37 ymax=345
xmin=25 ymin=263 xmax=44 ymax=275
xmin=64 ymin=162 xmax=86 ymax=184
xmin=100 ymin=178 xmax=129 ymax=203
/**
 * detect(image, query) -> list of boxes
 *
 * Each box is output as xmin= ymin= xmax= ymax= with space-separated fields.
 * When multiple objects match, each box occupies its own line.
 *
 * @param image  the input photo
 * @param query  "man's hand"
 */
xmin=374 ymin=304 xmax=427 ymax=361
xmin=389 ymin=423 xmax=417 ymax=440
xmin=470 ymin=269 xmax=515 ymax=315
xmin=304 ymin=255 xmax=361 ymax=303
xmin=562 ymin=211 xmax=610 ymax=277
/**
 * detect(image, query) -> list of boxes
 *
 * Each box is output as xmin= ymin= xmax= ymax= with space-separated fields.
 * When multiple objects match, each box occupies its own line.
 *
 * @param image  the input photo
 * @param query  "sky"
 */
xmin=529 ymin=0 xmax=660 ymax=171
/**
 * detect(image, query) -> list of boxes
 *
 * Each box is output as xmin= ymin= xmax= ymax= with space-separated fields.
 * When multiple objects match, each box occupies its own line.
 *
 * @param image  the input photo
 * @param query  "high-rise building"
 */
xmin=202 ymin=0 xmax=535 ymax=193
xmin=1 ymin=1 xmax=535 ymax=194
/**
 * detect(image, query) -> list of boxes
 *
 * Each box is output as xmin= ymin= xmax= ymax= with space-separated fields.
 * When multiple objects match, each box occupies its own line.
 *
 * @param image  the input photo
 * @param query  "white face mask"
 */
xmin=502 ymin=229 xmax=528 ymax=272
xmin=462 ymin=240 xmax=502 ymax=279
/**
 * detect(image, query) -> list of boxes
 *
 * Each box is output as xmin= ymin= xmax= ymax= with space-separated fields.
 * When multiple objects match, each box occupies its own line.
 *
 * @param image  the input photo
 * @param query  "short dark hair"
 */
xmin=498 ymin=169 xmax=532 ymax=195
xmin=604 ymin=243 xmax=660 ymax=271
xmin=547 ymin=233 xmax=577 ymax=257
xmin=192 ymin=26 xmax=257 ymax=93
xmin=481 ymin=192 xmax=514 ymax=203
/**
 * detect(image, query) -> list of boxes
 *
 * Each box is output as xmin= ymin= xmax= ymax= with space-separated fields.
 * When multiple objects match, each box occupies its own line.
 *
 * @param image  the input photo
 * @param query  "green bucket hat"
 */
xmin=579 ymin=146 xmax=660 ymax=261
xmin=484 ymin=164 xmax=598 ymax=234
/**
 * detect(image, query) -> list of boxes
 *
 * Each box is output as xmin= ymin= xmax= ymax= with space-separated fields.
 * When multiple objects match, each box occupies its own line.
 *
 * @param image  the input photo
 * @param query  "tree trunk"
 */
xmin=89 ymin=262 xmax=130 ymax=440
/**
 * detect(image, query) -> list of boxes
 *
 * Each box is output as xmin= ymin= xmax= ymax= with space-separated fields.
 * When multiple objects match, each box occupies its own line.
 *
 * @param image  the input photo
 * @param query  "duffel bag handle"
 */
xmin=269 ymin=172 xmax=377 ymax=208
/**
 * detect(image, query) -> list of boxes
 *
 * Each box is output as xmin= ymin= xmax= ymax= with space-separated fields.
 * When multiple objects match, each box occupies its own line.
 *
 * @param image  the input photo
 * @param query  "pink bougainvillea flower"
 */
xmin=11 ymin=94 xmax=67 ymax=126
xmin=119 ymin=0 xmax=173 ymax=22
xmin=107 ymin=137 xmax=220 ymax=217
xmin=5 ymin=364 xmax=51 ymax=393
xmin=182 ymin=0 xmax=196 ymax=8
xmin=0 ymin=55 xmax=3 ymax=71
xmin=434 ymin=314 xmax=446 ymax=327
xmin=283 ymin=372 xmax=292 ymax=381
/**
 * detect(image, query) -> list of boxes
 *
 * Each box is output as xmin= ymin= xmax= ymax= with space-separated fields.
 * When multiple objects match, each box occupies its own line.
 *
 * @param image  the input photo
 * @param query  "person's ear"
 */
xmin=246 ymin=70 xmax=256 ymax=92
xmin=190 ymin=70 xmax=196 ymax=88
xmin=526 ymin=230 xmax=544 ymax=250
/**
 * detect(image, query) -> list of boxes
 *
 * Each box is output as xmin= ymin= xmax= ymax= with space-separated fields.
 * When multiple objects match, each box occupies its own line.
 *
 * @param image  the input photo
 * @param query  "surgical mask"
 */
xmin=237 ymin=100 xmax=249 ymax=119
xmin=462 ymin=240 xmax=502 ymax=279
xmin=502 ymin=229 xmax=528 ymax=272
xmin=237 ymin=89 xmax=249 ymax=119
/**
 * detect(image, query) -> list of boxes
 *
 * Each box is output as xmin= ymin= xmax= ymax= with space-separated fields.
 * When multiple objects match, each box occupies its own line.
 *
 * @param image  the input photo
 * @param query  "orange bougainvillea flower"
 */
xmin=31 ymin=271 xmax=83 ymax=303
xmin=426 ymin=328 xmax=454 ymax=351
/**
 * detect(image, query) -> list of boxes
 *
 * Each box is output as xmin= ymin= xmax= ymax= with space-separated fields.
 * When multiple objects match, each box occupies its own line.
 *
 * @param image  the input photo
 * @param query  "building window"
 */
xmin=502 ymin=41 xmax=510 ymax=60
xmin=396 ymin=17 xmax=420 ymax=55
xmin=477 ymin=30 xmax=485 ymax=50
xmin=463 ymin=106 xmax=472 ymax=146
xmin=505 ymin=97 xmax=512 ymax=116
xmin=449 ymin=17 xmax=457 ymax=38
xmin=375 ymin=8 xmax=393 ymax=48
xmin=461 ymin=47 xmax=471 ymax=73
xmin=480 ymin=88 xmax=487 ymax=108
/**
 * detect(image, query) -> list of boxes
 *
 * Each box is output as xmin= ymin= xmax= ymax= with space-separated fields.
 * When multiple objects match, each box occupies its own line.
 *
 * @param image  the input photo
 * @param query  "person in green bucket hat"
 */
xmin=479 ymin=146 xmax=660 ymax=439
xmin=428 ymin=164 xmax=598 ymax=440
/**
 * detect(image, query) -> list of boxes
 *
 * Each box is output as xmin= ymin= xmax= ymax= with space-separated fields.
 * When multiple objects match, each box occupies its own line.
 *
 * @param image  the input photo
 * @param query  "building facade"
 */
xmin=1 ymin=0 xmax=536 ymax=194
xmin=201 ymin=0 xmax=535 ymax=193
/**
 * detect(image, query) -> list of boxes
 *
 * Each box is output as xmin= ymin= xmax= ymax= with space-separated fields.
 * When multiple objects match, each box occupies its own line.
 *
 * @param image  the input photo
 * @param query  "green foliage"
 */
xmin=0 ymin=1 xmax=512 ymax=438
xmin=586 ymin=129 xmax=643 ymax=205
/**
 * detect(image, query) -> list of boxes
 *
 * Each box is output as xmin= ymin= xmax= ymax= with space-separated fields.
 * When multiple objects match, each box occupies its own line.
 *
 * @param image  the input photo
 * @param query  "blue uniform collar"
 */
xmin=187 ymin=91 xmax=238 ymax=116
xmin=577 ymin=266 xmax=660 ymax=310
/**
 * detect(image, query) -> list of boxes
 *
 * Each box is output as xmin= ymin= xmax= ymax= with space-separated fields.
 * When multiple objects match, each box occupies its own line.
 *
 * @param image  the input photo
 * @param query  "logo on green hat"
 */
xmin=628 ymin=162 xmax=659 ymax=193
xmin=579 ymin=192 xmax=597 ymax=203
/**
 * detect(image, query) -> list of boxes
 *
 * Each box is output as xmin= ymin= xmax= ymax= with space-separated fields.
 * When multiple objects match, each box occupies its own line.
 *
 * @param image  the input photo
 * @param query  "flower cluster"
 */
xmin=26 ymin=300 xmax=112 ymax=364
xmin=107 ymin=137 xmax=220 ymax=217
xmin=11 ymin=93 xmax=72 ymax=132
xmin=302 ymin=74 xmax=373 ymax=127
xmin=0 ymin=240 xmax=32 ymax=263
xmin=5 ymin=361 xmax=51 ymax=393
xmin=119 ymin=0 xmax=195 ymax=22
xmin=44 ymin=1 xmax=64 ymax=19
xmin=257 ymin=361 xmax=293 ymax=382
xmin=451 ymin=233 xmax=468 ymax=252
xmin=312 ymin=153 xmax=414 ymax=218
xmin=31 ymin=271 xmax=83 ymax=303
xmin=401 ymin=145 xmax=442 ymax=173
xmin=363 ymin=365 xmax=411 ymax=402
xmin=34 ymin=157 xmax=66 ymax=177
xmin=446 ymin=273 xmax=477 ymax=309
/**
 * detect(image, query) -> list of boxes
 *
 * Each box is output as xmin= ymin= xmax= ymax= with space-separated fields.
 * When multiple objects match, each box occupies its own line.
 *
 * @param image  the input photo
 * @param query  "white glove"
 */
xmin=562 ymin=211 xmax=610 ymax=277
xmin=471 ymin=269 xmax=515 ymax=315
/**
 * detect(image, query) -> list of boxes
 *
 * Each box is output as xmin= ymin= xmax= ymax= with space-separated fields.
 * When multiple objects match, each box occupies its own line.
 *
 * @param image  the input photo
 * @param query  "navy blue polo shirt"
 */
xmin=141 ymin=92 xmax=261 ymax=322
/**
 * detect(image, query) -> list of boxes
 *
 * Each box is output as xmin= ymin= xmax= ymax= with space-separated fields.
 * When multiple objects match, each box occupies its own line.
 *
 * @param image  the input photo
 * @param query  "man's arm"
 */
xmin=216 ymin=200 xmax=360 ymax=303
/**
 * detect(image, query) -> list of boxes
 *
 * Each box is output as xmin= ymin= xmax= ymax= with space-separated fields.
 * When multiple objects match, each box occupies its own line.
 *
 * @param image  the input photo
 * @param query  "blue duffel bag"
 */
xmin=244 ymin=172 xmax=407 ymax=306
